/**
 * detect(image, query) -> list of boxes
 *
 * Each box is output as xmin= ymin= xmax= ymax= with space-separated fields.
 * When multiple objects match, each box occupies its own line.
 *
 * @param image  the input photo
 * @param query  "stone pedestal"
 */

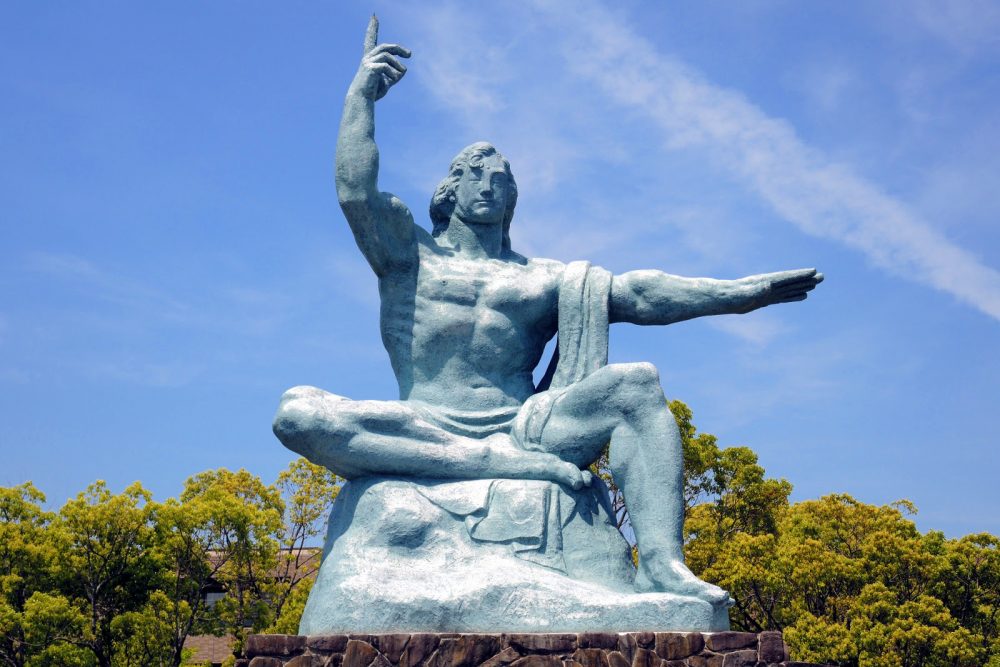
xmin=238 ymin=631 xmax=830 ymax=667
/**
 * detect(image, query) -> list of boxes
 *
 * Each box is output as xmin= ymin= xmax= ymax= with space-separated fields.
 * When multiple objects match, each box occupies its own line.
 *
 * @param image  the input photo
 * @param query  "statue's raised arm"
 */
xmin=336 ymin=16 xmax=415 ymax=277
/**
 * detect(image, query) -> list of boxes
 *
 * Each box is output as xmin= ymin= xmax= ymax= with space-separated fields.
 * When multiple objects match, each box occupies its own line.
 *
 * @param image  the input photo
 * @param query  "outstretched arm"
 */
xmin=610 ymin=268 xmax=823 ymax=325
xmin=336 ymin=17 xmax=415 ymax=276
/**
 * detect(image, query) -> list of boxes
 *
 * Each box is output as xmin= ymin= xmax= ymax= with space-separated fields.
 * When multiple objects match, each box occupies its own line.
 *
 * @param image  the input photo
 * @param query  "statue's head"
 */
xmin=430 ymin=142 xmax=518 ymax=252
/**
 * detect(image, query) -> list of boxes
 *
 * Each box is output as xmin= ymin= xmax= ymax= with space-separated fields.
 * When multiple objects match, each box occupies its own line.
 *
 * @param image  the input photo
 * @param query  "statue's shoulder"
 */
xmin=519 ymin=256 xmax=566 ymax=292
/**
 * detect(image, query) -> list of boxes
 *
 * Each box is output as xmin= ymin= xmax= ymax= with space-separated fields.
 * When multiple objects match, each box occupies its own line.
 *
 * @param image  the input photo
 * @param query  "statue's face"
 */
xmin=453 ymin=154 xmax=511 ymax=225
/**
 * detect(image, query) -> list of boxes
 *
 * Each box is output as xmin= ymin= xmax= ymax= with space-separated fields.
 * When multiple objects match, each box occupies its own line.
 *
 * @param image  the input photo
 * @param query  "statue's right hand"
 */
xmin=352 ymin=16 xmax=411 ymax=101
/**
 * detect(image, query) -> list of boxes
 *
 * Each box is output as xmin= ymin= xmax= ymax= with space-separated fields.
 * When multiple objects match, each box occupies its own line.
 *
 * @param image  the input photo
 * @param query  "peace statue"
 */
xmin=273 ymin=18 xmax=822 ymax=634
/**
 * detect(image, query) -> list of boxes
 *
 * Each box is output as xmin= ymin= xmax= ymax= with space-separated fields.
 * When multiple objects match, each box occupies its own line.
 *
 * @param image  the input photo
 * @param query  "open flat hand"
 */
xmin=352 ymin=15 xmax=411 ymax=101
xmin=743 ymin=268 xmax=824 ymax=312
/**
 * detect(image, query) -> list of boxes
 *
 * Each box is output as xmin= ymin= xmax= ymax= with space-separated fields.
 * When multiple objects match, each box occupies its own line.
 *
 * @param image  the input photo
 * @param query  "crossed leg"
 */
xmin=272 ymin=386 xmax=588 ymax=487
xmin=530 ymin=362 xmax=728 ymax=603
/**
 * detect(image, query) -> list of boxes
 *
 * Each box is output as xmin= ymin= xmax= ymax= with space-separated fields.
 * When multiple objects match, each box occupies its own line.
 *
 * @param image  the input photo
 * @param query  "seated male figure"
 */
xmin=273 ymin=17 xmax=823 ymax=616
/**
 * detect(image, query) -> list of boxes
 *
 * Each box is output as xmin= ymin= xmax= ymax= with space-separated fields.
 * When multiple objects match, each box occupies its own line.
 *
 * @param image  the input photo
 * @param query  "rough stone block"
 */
xmin=757 ymin=631 xmax=785 ymax=663
xmin=654 ymin=633 xmax=704 ymax=660
xmin=308 ymin=635 xmax=351 ymax=654
xmin=433 ymin=635 xmax=503 ymax=666
xmin=577 ymin=633 xmax=619 ymax=650
xmin=506 ymin=634 xmax=578 ymax=653
xmin=322 ymin=655 xmax=343 ymax=667
xmin=481 ymin=647 xmax=523 ymax=667
xmin=249 ymin=658 xmax=285 ymax=667
xmin=399 ymin=634 xmax=441 ymax=667
xmin=705 ymin=633 xmax=757 ymax=653
xmin=687 ymin=653 xmax=724 ymax=667
xmin=631 ymin=647 xmax=658 ymax=667
xmin=721 ymin=649 xmax=757 ymax=666
xmin=286 ymin=656 xmax=325 ymax=667
xmin=617 ymin=634 xmax=637 ymax=662
xmin=342 ymin=640 xmax=379 ymax=667
xmin=510 ymin=656 xmax=564 ymax=667
xmin=606 ymin=651 xmax=630 ymax=667
xmin=572 ymin=648 xmax=611 ymax=667
xmin=372 ymin=634 xmax=410 ymax=663
xmin=247 ymin=635 xmax=307 ymax=658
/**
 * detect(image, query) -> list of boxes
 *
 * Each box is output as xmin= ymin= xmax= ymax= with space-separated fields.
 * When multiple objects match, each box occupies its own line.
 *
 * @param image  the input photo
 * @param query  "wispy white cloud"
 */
xmin=537 ymin=0 xmax=1000 ymax=322
xmin=400 ymin=0 xmax=1000 ymax=323
xmin=81 ymin=359 xmax=203 ymax=388
xmin=708 ymin=312 xmax=788 ymax=347
xmin=910 ymin=0 xmax=1000 ymax=57
xmin=25 ymin=252 xmax=193 ymax=323
xmin=786 ymin=60 xmax=857 ymax=114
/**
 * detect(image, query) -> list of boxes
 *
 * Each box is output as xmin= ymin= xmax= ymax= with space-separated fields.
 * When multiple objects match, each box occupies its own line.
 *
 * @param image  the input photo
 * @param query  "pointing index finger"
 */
xmin=364 ymin=14 xmax=378 ymax=54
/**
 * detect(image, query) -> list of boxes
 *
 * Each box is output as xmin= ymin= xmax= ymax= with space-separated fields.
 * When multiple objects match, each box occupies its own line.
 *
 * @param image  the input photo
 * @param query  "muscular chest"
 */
xmin=415 ymin=255 xmax=557 ymax=339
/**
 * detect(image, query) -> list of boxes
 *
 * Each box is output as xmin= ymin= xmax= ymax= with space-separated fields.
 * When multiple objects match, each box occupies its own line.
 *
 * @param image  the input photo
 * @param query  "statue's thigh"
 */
xmin=532 ymin=366 xmax=632 ymax=467
xmin=339 ymin=399 xmax=456 ymax=444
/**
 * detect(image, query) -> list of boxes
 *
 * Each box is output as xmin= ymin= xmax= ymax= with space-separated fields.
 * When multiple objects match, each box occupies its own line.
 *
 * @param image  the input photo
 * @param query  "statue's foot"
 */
xmin=484 ymin=433 xmax=593 ymax=490
xmin=634 ymin=554 xmax=731 ymax=606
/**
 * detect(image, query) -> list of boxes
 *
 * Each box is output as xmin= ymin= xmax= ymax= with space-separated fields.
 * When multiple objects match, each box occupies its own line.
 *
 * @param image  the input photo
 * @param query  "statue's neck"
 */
xmin=445 ymin=216 xmax=503 ymax=259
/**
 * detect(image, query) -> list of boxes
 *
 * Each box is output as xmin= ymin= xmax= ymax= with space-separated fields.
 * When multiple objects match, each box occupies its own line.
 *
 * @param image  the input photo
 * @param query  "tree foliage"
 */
xmin=0 ymin=461 xmax=341 ymax=667
xmin=662 ymin=403 xmax=999 ymax=667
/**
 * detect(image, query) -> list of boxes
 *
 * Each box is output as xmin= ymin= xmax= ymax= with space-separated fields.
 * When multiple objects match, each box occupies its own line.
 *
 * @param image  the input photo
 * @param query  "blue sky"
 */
xmin=2 ymin=1 xmax=999 ymax=538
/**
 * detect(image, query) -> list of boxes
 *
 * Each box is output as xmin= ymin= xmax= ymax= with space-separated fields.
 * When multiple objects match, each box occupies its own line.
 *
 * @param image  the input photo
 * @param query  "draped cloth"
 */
xmin=538 ymin=260 xmax=613 ymax=392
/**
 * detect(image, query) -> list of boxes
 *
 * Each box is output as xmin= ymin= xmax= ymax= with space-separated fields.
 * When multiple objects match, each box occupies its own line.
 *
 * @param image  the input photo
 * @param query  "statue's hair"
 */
xmin=429 ymin=142 xmax=518 ymax=253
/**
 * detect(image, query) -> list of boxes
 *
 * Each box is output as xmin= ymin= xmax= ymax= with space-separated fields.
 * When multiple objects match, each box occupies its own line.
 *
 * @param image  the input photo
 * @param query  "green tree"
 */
xmin=263 ymin=459 xmax=341 ymax=633
xmin=53 ymin=481 xmax=159 ymax=667
xmin=176 ymin=468 xmax=283 ymax=653
xmin=933 ymin=533 xmax=1000 ymax=662
xmin=0 ymin=483 xmax=62 ymax=667
xmin=109 ymin=591 xmax=178 ymax=667
xmin=691 ymin=490 xmax=997 ymax=666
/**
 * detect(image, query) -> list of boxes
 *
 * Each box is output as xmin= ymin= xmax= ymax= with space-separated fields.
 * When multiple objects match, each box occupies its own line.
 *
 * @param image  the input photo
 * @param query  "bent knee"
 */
xmin=607 ymin=362 xmax=661 ymax=390
xmin=602 ymin=362 xmax=665 ymax=411
xmin=273 ymin=386 xmax=345 ymax=441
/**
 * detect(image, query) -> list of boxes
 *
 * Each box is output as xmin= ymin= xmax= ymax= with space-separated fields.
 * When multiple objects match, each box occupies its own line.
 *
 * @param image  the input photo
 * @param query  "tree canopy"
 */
xmin=0 ymin=461 xmax=341 ymax=667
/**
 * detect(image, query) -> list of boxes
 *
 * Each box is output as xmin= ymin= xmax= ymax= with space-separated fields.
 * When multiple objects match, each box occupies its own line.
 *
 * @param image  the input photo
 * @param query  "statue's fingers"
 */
xmin=815 ymin=272 xmax=825 ymax=284
xmin=775 ymin=279 xmax=818 ymax=295
xmin=364 ymin=14 xmax=379 ymax=54
xmin=368 ymin=43 xmax=412 ymax=59
xmin=368 ymin=51 xmax=408 ymax=75
xmin=777 ymin=293 xmax=808 ymax=303
xmin=772 ymin=268 xmax=817 ymax=288
xmin=369 ymin=62 xmax=404 ymax=83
